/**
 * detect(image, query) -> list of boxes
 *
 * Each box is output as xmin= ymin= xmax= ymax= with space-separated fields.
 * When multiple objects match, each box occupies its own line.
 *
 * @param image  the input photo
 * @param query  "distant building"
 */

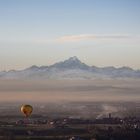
xmin=109 ymin=113 xmax=112 ymax=119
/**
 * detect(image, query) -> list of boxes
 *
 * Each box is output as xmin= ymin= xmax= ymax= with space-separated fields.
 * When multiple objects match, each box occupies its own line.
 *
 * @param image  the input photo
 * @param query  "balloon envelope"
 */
xmin=21 ymin=105 xmax=33 ymax=117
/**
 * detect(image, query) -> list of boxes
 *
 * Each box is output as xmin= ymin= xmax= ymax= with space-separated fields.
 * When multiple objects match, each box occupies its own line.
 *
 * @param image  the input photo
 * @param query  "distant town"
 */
xmin=0 ymin=101 xmax=140 ymax=140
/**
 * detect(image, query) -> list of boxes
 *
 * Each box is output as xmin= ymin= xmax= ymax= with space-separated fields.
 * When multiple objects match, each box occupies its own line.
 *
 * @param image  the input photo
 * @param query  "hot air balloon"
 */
xmin=21 ymin=105 xmax=33 ymax=117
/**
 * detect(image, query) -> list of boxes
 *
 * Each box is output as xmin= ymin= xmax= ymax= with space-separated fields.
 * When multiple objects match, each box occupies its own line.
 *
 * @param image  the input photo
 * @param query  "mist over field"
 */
xmin=0 ymin=79 xmax=139 ymax=103
xmin=0 ymin=79 xmax=139 ymax=119
xmin=0 ymin=76 xmax=140 ymax=118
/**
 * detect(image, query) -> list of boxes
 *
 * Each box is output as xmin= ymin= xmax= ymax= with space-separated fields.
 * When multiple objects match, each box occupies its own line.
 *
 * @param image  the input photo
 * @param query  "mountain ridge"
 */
xmin=0 ymin=56 xmax=140 ymax=79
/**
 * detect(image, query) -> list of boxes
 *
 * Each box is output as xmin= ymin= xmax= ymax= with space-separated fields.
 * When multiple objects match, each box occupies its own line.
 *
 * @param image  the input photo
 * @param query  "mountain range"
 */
xmin=0 ymin=56 xmax=140 ymax=80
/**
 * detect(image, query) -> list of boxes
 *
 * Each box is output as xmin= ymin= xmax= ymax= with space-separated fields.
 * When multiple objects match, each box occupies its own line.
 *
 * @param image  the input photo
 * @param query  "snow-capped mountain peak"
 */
xmin=49 ymin=56 xmax=90 ymax=70
xmin=67 ymin=56 xmax=80 ymax=62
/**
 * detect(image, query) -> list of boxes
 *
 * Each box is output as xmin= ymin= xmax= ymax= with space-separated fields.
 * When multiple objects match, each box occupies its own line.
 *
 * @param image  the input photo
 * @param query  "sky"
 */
xmin=0 ymin=0 xmax=140 ymax=70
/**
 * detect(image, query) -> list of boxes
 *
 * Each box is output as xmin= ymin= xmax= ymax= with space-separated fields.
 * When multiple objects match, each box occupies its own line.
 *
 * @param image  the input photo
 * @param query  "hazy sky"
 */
xmin=0 ymin=0 xmax=140 ymax=70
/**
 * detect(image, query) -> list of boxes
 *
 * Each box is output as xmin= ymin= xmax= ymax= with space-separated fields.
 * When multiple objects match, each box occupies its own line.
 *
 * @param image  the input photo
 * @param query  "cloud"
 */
xmin=56 ymin=34 xmax=131 ymax=42
xmin=0 ymin=34 xmax=135 ymax=46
